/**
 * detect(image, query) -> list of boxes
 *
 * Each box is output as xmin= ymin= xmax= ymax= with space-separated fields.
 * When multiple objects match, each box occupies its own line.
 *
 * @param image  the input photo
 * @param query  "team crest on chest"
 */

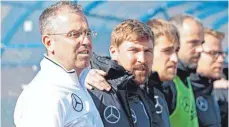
xmin=71 ymin=93 xmax=83 ymax=112
xmin=104 ymin=105 xmax=120 ymax=124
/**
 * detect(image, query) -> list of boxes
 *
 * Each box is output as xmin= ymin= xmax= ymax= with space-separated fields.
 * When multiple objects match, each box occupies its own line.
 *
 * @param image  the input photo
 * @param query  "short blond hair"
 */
xmin=111 ymin=19 xmax=154 ymax=47
xmin=147 ymin=19 xmax=180 ymax=45
xmin=204 ymin=28 xmax=225 ymax=40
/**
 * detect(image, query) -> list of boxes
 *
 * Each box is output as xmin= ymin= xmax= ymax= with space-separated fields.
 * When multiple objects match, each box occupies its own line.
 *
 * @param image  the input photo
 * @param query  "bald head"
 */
xmin=169 ymin=15 xmax=204 ymax=69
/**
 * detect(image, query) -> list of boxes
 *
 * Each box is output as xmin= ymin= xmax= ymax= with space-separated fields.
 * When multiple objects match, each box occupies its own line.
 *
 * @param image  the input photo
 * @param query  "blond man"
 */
xmin=88 ymin=19 xmax=164 ymax=127
xmin=195 ymin=28 xmax=226 ymax=127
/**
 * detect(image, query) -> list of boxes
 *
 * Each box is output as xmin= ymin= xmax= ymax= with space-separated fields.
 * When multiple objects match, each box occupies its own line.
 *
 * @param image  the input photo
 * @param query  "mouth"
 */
xmin=136 ymin=68 xmax=146 ymax=71
xmin=134 ymin=66 xmax=149 ymax=73
xmin=167 ymin=65 xmax=176 ymax=73
xmin=133 ymin=64 xmax=149 ymax=70
xmin=134 ymin=69 xmax=148 ymax=75
xmin=168 ymin=64 xmax=176 ymax=69
xmin=192 ymin=58 xmax=199 ymax=62
xmin=78 ymin=50 xmax=90 ymax=55
xmin=214 ymin=67 xmax=223 ymax=71
xmin=192 ymin=55 xmax=200 ymax=60
xmin=77 ymin=50 xmax=91 ymax=59
xmin=168 ymin=67 xmax=176 ymax=72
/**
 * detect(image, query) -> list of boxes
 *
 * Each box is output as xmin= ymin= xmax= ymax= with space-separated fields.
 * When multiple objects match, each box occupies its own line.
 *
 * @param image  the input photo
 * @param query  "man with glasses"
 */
xmin=197 ymin=28 xmax=226 ymax=80
xmin=191 ymin=28 xmax=225 ymax=127
xmin=165 ymin=15 xmax=222 ymax=127
xmin=14 ymin=1 xmax=103 ymax=127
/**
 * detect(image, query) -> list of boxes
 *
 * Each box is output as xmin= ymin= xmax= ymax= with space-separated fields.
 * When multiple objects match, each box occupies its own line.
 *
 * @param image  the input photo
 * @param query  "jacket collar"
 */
xmin=177 ymin=59 xmax=196 ymax=82
xmin=189 ymin=73 xmax=213 ymax=94
xmin=43 ymin=54 xmax=75 ymax=73
xmin=91 ymin=53 xmax=139 ymax=94
xmin=148 ymin=72 xmax=163 ymax=91
xmin=91 ymin=53 xmax=158 ymax=127
xmin=40 ymin=54 xmax=79 ymax=86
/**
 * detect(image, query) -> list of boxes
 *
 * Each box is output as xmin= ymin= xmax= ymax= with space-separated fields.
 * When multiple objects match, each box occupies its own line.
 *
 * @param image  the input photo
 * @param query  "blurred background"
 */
xmin=1 ymin=1 xmax=228 ymax=127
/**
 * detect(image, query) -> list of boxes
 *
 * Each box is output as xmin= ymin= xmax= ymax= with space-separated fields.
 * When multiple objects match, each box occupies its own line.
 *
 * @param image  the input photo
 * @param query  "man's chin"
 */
xmin=160 ymin=74 xmax=175 ymax=81
xmin=134 ymin=75 xmax=148 ymax=85
xmin=188 ymin=63 xmax=197 ymax=70
xmin=75 ymin=61 xmax=90 ymax=69
xmin=166 ymin=75 xmax=175 ymax=81
xmin=211 ymin=72 xmax=222 ymax=79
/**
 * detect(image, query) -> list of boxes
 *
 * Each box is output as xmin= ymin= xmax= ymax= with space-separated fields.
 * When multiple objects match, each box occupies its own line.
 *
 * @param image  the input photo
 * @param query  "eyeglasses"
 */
xmin=202 ymin=50 xmax=226 ymax=60
xmin=47 ymin=29 xmax=97 ymax=39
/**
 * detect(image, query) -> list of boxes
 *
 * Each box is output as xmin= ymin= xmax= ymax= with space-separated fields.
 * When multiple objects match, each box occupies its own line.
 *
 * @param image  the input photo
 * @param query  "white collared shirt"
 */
xmin=14 ymin=55 xmax=103 ymax=127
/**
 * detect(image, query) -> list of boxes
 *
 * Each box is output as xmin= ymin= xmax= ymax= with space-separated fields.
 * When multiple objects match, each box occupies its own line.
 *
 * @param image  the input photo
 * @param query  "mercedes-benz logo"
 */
xmin=196 ymin=96 xmax=208 ymax=112
xmin=154 ymin=96 xmax=163 ymax=114
xmin=130 ymin=109 xmax=137 ymax=123
xmin=181 ymin=96 xmax=190 ymax=112
xmin=71 ymin=93 xmax=83 ymax=112
xmin=104 ymin=105 xmax=120 ymax=124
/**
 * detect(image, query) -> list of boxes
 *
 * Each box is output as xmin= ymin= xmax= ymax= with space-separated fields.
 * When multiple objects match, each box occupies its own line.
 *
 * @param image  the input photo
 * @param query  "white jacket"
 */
xmin=14 ymin=55 xmax=104 ymax=127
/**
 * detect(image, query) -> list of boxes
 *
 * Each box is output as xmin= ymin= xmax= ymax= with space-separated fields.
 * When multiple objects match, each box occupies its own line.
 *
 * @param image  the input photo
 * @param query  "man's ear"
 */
xmin=109 ymin=45 xmax=119 ymax=61
xmin=42 ymin=35 xmax=55 ymax=53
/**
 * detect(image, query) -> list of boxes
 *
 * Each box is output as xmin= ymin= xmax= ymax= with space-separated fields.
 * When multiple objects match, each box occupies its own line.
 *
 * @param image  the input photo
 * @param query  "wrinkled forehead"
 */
xmin=52 ymin=11 xmax=88 ymax=32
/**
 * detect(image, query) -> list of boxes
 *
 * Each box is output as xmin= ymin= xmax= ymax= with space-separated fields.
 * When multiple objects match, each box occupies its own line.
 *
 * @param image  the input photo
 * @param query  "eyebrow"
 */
xmin=146 ymin=47 xmax=154 ymax=51
xmin=203 ymin=49 xmax=224 ymax=52
xmin=161 ymin=46 xmax=175 ymax=51
xmin=188 ymin=39 xmax=202 ymax=43
xmin=128 ymin=46 xmax=153 ymax=51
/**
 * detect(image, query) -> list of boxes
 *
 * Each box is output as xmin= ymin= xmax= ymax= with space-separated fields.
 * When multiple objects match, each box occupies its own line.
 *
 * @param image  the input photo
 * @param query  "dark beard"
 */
xmin=132 ymin=64 xmax=150 ymax=84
